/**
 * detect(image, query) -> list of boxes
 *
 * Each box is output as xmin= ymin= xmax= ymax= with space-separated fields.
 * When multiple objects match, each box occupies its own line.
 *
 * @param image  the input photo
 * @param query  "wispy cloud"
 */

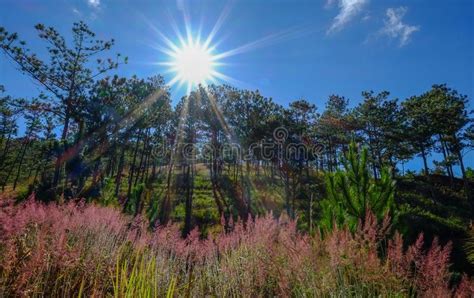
xmin=380 ymin=7 xmax=419 ymax=46
xmin=87 ymin=0 xmax=100 ymax=8
xmin=327 ymin=0 xmax=369 ymax=34
xmin=72 ymin=7 xmax=82 ymax=16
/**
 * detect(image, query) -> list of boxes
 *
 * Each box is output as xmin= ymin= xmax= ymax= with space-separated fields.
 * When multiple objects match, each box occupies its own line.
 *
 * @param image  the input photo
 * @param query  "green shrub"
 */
xmin=319 ymin=142 xmax=396 ymax=231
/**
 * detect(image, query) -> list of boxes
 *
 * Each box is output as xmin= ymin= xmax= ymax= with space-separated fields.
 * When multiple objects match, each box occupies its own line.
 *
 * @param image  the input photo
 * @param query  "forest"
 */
xmin=0 ymin=21 xmax=473 ymax=297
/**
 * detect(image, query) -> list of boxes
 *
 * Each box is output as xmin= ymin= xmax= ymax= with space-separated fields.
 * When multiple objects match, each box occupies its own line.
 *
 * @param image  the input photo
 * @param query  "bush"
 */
xmin=0 ymin=194 xmax=472 ymax=297
xmin=319 ymin=142 xmax=396 ymax=231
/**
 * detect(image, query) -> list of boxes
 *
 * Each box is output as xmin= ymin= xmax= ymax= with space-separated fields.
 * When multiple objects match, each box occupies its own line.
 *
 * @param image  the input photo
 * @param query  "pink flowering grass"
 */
xmin=0 ymin=194 xmax=472 ymax=297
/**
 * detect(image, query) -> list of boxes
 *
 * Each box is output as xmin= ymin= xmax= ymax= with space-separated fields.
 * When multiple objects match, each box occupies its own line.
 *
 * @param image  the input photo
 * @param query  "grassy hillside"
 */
xmin=396 ymin=174 xmax=474 ymax=275
xmin=6 ymin=164 xmax=474 ymax=274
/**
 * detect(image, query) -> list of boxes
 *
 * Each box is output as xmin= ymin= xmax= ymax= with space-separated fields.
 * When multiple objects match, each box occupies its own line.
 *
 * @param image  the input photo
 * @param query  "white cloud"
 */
xmin=325 ymin=0 xmax=337 ymax=8
xmin=380 ymin=7 xmax=419 ymax=46
xmin=327 ymin=0 xmax=369 ymax=34
xmin=87 ymin=0 xmax=100 ymax=8
xmin=72 ymin=8 xmax=82 ymax=16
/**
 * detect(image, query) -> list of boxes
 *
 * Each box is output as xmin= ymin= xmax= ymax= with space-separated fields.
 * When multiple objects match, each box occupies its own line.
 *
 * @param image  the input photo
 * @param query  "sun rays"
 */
xmin=160 ymin=35 xmax=221 ymax=92
xmin=144 ymin=1 xmax=311 ymax=95
xmin=139 ymin=1 xmax=316 ymax=192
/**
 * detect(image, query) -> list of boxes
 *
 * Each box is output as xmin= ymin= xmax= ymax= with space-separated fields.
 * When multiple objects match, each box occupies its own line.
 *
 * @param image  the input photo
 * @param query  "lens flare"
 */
xmin=149 ymin=1 xmax=310 ymax=93
xmin=170 ymin=38 xmax=216 ymax=86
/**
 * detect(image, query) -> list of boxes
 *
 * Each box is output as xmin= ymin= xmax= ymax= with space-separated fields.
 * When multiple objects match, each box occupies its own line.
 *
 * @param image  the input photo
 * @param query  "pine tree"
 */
xmin=401 ymin=95 xmax=436 ymax=176
xmin=0 ymin=22 xmax=126 ymax=189
xmin=319 ymin=141 xmax=396 ymax=231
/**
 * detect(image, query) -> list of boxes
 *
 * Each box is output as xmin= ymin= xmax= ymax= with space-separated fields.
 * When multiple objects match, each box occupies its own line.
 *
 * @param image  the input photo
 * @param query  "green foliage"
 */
xmin=319 ymin=142 xmax=396 ymax=231
xmin=99 ymin=177 xmax=117 ymax=206
xmin=124 ymin=183 xmax=145 ymax=215
xmin=113 ymin=249 xmax=176 ymax=298
xmin=146 ymin=191 xmax=161 ymax=227
xmin=354 ymin=90 xmax=408 ymax=169
xmin=395 ymin=174 xmax=473 ymax=274
xmin=465 ymin=167 xmax=474 ymax=179
xmin=192 ymin=194 xmax=220 ymax=236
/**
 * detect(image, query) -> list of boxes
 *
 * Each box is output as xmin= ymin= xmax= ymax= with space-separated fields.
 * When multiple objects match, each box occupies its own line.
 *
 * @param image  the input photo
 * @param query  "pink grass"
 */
xmin=0 ymin=194 xmax=472 ymax=297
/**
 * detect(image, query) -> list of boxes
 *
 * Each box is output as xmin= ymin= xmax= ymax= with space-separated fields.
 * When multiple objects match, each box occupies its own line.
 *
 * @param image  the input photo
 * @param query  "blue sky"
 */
xmin=1 ymin=0 xmax=473 ymax=172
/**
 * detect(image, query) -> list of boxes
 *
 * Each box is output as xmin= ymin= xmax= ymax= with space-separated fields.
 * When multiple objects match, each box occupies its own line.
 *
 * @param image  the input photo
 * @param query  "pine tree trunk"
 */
xmin=143 ymin=147 xmax=150 ymax=184
xmin=0 ymin=133 xmax=12 ymax=170
xmin=134 ymin=131 xmax=149 ymax=186
xmin=439 ymin=136 xmax=453 ymax=182
xmin=13 ymin=140 xmax=29 ymax=190
xmin=420 ymin=144 xmax=429 ymax=176
xmin=183 ymin=164 xmax=194 ymax=236
xmin=114 ymin=145 xmax=126 ymax=196
xmin=160 ymin=153 xmax=175 ymax=225
xmin=2 ymin=140 xmax=24 ymax=190
xmin=127 ymin=133 xmax=141 ymax=198
xmin=53 ymin=111 xmax=70 ymax=188
xmin=456 ymin=149 xmax=471 ymax=200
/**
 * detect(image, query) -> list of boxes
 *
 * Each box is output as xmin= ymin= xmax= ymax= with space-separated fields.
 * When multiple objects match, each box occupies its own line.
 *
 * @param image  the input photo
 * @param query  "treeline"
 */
xmin=0 ymin=22 xmax=472 ymax=230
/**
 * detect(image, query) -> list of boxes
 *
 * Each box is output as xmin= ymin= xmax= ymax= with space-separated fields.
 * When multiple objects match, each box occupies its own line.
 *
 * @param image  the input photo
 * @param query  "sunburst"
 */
xmin=148 ymin=2 xmax=310 ymax=94
xmin=160 ymin=34 xmax=222 ymax=92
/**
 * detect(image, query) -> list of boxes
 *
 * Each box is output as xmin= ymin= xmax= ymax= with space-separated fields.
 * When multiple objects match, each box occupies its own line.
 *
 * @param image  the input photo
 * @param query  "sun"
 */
xmin=159 ymin=34 xmax=223 ymax=92
xmin=152 ymin=3 xmax=302 ymax=93
xmin=172 ymin=40 xmax=215 ymax=86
